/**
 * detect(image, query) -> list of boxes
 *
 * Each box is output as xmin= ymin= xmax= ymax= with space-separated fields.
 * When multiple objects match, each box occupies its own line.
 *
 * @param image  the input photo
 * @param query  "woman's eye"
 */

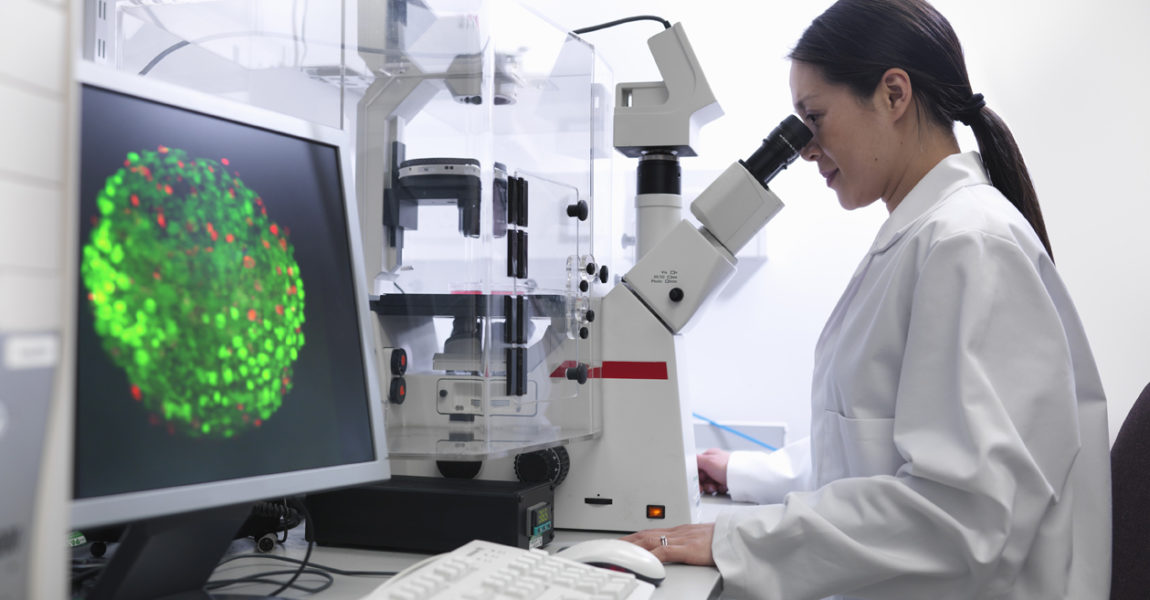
xmin=806 ymin=114 xmax=821 ymax=125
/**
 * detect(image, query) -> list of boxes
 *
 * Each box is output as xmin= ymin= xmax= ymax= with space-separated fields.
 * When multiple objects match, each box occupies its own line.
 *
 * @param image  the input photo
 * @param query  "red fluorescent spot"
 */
xmin=254 ymin=419 xmax=262 ymax=427
xmin=153 ymin=271 xmax=161 ymax=280
xmin=221 ymin=158 xmax=230 ymax=166
xmin=282 ymin=377 xmax=291 ymax=386
xmin=254 ymin=281 xmax=263 ymax=292
xmin=243 ymin=255 xmax=255 ymax=269
xmin=261 ymin=207 xmax=267 ymax=216
xmin=248 ymin=309 xmax=257 ymax=321
xmin=164 ymin=184 xmax=173 ymax=195
xmin=157 ymin=213 xmax=166 ymax=228
xmin=262 ymin=239 xmax=270 ymax=249
xmin=279 ymin=238 xmax=287 ymax=250
xmin=130 ymin=194 xmax=139 ymax=207
xmin=287 ymin=267 xmax=294 ymax=277
xmin=269 ymin=224 xmax=279 ymax=236
xmin=276 ymin=304 xmax=284 ymax=315
xmin=237 ymin=404 xmax=245 ymax=411
xmin=256 ymin=197 xmax=264 ymax=206
xmin=209 ymin=230 xmax=218 ymax=242
xmin=178 ymin=161 xmax=184 ymax=168
xmin=226 ymin=233 xmax=235 ymax=243
xmin=205 ymin=246 xmax=213 ymax=253
xmin=158 ymin=145 xmax=169 ymax=153
xmin=228 ymin=188 xmax=235 ymax=198
xmin=288 ymin=285 xmax=297 ymax=295
xmin=276 ymin=266 xmax=283 ymax=275
xmin=208 ymin=166 xmax=215 ymax=173
xmin=123 ymin=159 xmax=131 ymax=167
xmin=130 ymin=385 xmax=142 ymax=401
xmin=87 ymin=293 xmax=94 ymax=301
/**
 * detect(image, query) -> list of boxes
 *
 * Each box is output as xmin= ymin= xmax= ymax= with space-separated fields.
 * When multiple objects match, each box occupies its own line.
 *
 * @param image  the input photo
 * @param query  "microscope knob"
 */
xmin=668 ymin=287 xmax=685 ymax=303
xmin=566 ymin=200 xmax=589 ymax=221
xmin=565 ymin=363 xmax=589 ymax=384
xmin=598 ymin=265 xmax=609 ymax=284
xmin=389 ymin=348 xmax=408 ymax=375
xmin=579 ymin=327 xmax=589 ymax=339
xmin=388 ymin=377 xmax=407 ymax=405
xmin=514 ymin=446 xmax=571 ymax=486
xmin=585 ymin=262 xmax=597 ymax=275
xmin=584 ymin=310 xmax=596 ymax=323
xmin=579 ymin=280 xmax=590 ymax=293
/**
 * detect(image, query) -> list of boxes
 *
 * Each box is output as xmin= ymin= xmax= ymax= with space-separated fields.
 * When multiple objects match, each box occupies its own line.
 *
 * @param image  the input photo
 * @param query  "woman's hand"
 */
xmin=697 ymin=448 xmax=731 ymax=495
xmin=621 ymin=523 xmax=717 ymax=566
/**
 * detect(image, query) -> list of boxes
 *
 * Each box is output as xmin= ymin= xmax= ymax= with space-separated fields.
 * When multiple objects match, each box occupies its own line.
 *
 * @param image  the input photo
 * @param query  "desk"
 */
xmin=211 ymin=497 xmax=744 ymax=599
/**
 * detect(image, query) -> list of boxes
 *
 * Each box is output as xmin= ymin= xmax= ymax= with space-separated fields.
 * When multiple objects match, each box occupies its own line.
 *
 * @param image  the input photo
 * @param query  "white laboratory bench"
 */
xmin=210 ymin=497 xmax=746 ymax=599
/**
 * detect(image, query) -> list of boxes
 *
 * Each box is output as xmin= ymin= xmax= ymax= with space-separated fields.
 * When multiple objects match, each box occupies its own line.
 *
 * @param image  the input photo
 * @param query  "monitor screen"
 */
xmin=71 ymin=73 xmax=388 ymax=530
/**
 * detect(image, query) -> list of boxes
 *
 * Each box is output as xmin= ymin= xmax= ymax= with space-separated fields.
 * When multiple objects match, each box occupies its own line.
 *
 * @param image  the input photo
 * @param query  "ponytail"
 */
xmin=963 ymin=105 xmax=1054 ymax=261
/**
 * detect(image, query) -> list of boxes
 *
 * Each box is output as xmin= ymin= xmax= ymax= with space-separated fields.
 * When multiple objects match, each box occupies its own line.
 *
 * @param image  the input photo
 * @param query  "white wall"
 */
xmin=530 ymin=0 xmax=1150 ymax=445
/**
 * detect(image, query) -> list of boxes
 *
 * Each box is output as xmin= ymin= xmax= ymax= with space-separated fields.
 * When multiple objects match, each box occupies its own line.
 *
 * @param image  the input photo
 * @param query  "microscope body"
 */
xmin=555 ymin=23 xmax=792 ymax=531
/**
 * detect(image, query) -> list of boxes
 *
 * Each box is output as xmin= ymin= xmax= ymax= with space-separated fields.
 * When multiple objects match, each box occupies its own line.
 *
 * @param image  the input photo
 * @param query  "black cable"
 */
xmin=138 ymin=40 xmax=191 ymax=75
xmin=266 ymin=500 xmax=314 ymax=596
xmin=216 ymin=552 xmax=398 ymax=577
xmin=205 ymin=568 xmax=334 ymax=594
xmin=572 ymin=15 xmax=671 ymax=35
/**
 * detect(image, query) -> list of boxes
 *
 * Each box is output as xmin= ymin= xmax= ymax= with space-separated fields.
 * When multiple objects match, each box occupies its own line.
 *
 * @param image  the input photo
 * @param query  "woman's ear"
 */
xmin=876 ymin=68 xmax=913 ymax=121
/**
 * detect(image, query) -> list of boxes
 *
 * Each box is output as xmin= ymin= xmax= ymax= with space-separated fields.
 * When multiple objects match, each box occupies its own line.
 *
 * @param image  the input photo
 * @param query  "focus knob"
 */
xmin=565 ymin=363 xmax=589 ymax=385
xmin=566 ymin=200 xmax=589 ymax=221
xmin=388 ymin=377 xmax=406 ymax=405
xmin=514 ymin=446 xmax=571 ymax=486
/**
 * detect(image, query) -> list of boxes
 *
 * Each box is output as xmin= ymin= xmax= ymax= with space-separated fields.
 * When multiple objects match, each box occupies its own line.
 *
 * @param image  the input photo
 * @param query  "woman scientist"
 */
xmin=623 ymin=0 xmax=1112 ymax=598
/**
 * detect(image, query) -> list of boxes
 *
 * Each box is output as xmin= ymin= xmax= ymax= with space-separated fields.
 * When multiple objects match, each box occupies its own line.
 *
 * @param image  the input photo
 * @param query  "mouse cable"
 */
xmin=216 ymin=552 xmax=399 ymax=578
xmin=204 ymin=568 xmax=334 ymax=595
xmin=572 ymin=15 xmax=671 ymax=36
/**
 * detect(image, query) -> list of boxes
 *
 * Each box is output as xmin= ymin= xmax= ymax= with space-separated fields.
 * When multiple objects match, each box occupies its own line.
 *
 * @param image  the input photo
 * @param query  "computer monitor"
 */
xmin=70 ymin=65 xmax=389 ymax=598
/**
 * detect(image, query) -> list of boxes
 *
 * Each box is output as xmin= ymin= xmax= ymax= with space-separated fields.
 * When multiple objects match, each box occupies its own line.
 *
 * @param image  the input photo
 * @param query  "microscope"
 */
xmin=553 ymin=23 xmax=811 ymax=531
xmin=351 ymin=0 xmax=809 ymax=534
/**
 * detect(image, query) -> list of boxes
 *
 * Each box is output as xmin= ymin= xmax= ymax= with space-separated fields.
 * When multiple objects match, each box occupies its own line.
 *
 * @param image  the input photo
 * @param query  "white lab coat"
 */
xmin=711 ymin=152 xmax=1111 ymax=600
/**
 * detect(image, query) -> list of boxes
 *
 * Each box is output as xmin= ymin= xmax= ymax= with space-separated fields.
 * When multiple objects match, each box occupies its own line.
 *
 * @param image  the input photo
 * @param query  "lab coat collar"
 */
xmin=869 ymin=151 xmax=991 ymax=255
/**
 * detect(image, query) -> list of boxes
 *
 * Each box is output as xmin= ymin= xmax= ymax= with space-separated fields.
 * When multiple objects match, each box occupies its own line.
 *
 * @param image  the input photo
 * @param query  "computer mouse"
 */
xmin=556 ymin=538 xmax=666 ymax=585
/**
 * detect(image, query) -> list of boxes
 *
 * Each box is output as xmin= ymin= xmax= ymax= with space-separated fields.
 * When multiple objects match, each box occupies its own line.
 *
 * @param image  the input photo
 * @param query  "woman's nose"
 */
xmin=800 ymin=139 xmax=821 ymax=162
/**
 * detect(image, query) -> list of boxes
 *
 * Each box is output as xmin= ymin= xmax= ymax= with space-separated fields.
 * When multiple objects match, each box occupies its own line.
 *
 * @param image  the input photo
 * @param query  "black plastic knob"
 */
xmin=566 ymin=200 xmax=589 ymax=221
xmin=584 ymin=310 xmax=596 ymax=323
xmin=599 ymin=265 xmax=609 ymax=283
xmin=389 ymin=377 xmax=407 ymax=404
xmin=669 ymin=287 xmax=685 ymax=302
xmin=565 ymin=363 xmax=589 ymax=384
xmin=389 ymin=348 xmax=408 ymax=375
xmin=585 ymin=262 xmax=597 ymax=275
xmin=514 ymin=446 xmax=571 ymax=486
xmin=579 ymin=327 xmax=589 ymax=339
xmin=579 ymin=280 xmax=589 ymax=293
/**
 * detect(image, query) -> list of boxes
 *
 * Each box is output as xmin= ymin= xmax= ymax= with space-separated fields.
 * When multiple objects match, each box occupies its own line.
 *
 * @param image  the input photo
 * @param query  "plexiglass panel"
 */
xmin=90 ymin=0 xmax=348 ymax=128
xmin=353 ymin=0 xmax=610 ymax=459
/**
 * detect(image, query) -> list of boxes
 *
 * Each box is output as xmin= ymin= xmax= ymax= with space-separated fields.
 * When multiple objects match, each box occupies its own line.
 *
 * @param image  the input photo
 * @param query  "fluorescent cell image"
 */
xmin=81 ymin=146 xmax=306 ymax=438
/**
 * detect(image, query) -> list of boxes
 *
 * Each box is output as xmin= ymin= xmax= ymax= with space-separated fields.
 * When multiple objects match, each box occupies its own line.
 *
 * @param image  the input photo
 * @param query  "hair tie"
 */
xmin=955 ymin=93 xmax=986 ymax=126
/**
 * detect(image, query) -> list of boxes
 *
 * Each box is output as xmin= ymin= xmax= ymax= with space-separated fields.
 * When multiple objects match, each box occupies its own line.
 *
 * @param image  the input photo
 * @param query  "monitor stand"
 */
xmin=83 ymin=502 xmax=285 ymax=600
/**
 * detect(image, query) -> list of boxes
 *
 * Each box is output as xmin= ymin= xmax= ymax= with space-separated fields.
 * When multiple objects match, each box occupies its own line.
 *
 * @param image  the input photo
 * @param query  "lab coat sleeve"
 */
xmin=712 ymin=231 xmax=1082 ymax=599
xmin=726 ymin=437 xmax=814 ymax=504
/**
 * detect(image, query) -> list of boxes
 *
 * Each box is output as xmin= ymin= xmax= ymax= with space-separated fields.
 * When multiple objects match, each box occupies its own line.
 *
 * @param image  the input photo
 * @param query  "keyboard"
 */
xmin=363 ymin=539 xmax=656 ymax=600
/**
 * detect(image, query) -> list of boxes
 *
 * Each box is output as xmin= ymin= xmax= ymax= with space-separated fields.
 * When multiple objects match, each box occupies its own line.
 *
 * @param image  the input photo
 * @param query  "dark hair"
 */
xmin=790 ymin=0 xmax=1054 ymax=261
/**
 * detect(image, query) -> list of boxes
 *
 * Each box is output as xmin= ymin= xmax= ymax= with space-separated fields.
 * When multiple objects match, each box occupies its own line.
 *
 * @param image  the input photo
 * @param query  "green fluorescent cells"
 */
xmin=80 ymin=146 xmax=306 ymax=438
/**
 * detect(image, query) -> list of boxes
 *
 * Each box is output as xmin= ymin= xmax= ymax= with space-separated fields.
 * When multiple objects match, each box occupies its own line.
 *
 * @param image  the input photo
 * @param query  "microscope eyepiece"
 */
xmin=741 ymin=115 xmax=813 ymax=189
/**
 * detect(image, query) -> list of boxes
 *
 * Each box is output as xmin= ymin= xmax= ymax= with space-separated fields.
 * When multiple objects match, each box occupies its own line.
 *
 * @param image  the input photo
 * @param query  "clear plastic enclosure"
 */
xmin=354 ymin=0 xmax=612 ymax=459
